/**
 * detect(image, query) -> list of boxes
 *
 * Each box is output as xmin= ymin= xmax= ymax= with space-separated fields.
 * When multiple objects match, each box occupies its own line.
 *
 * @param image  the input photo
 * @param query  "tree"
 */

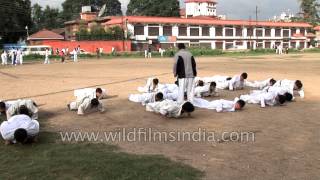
xmin=127 ymin=0 xmax=180 ymax=17
xmin=298 ymin=0 xmax=320 ymax=23
xmin=31 ymin=4 xmax=64 ymax=32
xmin=62 ymin=0 xmax=122 ymax=22
xmin=0 ymin=0 xmax=33 ymax=43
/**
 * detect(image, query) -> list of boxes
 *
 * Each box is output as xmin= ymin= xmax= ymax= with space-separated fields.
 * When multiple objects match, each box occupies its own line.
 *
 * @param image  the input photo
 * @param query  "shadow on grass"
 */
xmin=0 ymin=132 xmax=203 ymax=180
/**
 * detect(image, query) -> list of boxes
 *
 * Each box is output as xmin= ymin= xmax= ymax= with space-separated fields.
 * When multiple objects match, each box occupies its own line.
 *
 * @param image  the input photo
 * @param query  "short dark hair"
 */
xmin=19 ymin=105 xmax=30 ymax=117
xmin=295 ymin=80 xmax=303 ymax=89
xmin=90 ymin=98 xmax=100 ymax=107
xmin=153 ymin=78 xmax=159 ymax=85
xmin=14 ymin=128 xmax=28 ymax=143
xmin=237 ymin=100 xmax=246 ymax=108
xmin=278 ymin=95 xmax=286 ymax=105
xmin=0 ymin=101 xmax=5 ymax=111
xmin=284 ymin=93 xmax=293 ymax=102
xmin=182 ymin=102 xmax=195 ymax=113
xmin=226 ymin=77 xmax=232 ymax=81
xmin=96 ymin=88 xmax=103 ymax=94
xmin=198 ymin=80 xmax=204 ymax=87
xmin=155 ymin=92 xmax=164 ymax=101
xmin=210 ymin=82 xmax=217 ymax=87
xmin=178 ymin=43 xmax=186 ymax=50
xmin=241 ymin=73 xmax=248 ymax=79
xmin=270 ymin=79 xmax=277 ymax=86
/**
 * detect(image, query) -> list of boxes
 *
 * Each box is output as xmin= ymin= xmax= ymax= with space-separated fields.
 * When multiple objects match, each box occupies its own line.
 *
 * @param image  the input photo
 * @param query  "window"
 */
xmin=225 ymin=28 xmax=234 ymax=36
xmin=275 ymin=28 xmax=281 ymax=37
xmin=283 ymin=30 xmax=290 ymax=37
xmin=179 ymin=26 xmax=187 ymax=36
xmin=148 ymin=26 xmax=159 ymax=36
xmin=163 ymin=26 xmax=172 ymax=36
xmin=215 ymin=27 xmax=223 ymax=36
xmin=247 ymin=28 xmax=254 ymax=36
xmin=190 ymin=27 xmax=199 ymax=36
xmin=256 ymin=29 xmax=263 ymax=37
xmin=236 ymin=27 xmax=242 ymax=36
xmin=265 ymin=28 xmax=271 ymax=37
xmin=134 ymin=25 xmax=144 ymax=35
xmin=202 ymin=26 xmax=210 ymax=36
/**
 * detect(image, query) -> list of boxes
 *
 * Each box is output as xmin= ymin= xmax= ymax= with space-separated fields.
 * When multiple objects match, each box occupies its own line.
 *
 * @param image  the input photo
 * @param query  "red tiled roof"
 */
xmin=28 ymin=29 xmax=64 ymax=40
xmin=314 ymin=26 xmax=320 ymax=31
xmin=185 ymin=0 xmax=217 ymax=3
xmin=103 ymin=16 xmax=312 ymax=28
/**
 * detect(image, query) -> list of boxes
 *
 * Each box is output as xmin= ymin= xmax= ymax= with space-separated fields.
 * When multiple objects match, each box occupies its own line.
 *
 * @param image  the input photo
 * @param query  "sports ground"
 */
xmin=0 ymin=54 xmax=319 ymax=179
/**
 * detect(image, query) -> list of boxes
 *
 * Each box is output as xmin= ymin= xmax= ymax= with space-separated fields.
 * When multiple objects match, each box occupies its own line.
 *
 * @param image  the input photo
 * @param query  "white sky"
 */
xmin=30 ymin=0 xmax=317 ymax=20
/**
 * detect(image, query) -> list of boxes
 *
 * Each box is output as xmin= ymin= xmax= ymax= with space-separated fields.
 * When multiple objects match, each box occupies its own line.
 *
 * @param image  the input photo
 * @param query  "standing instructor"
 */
xmin=173 ymin=43 xmax=197 ymax=103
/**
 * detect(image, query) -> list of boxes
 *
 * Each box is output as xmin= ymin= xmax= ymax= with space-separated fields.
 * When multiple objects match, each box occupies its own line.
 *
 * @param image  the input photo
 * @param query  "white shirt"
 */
xmin=0 ymin=115 xmax=39 ymax=141
xmin=229 ymin=75 xmax=244 ymax=91
xmin=74 ymin=88 xmax=107 ymax=100
xmin=193 ymin=98 xmax=239 ymax=113
xmin=273 ymin=79 xmax=304 ymax=98
xmin=1 ymin=52 xmax=7 ymax=60
xmin=146 ymin=99 xmax=182 ymax=118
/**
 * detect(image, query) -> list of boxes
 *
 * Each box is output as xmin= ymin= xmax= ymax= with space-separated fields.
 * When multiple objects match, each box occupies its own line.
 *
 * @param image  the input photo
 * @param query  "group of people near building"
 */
xmin=45 ymin=46 xmax=82 ymax=64
xmin=129 ymin=43 xmax=304 ymax=118
xmin=1 ymin=49 xmax=24 ymax=66
xmin=144 ymin=47 xmax=166 ymax=58
xmin=0 ymin=43 xmax=305 ymax=145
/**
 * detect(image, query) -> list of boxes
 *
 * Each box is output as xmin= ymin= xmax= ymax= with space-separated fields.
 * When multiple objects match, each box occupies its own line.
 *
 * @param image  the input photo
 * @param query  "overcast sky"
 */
xmin=30 ymin=0 xmax=309 ymax=20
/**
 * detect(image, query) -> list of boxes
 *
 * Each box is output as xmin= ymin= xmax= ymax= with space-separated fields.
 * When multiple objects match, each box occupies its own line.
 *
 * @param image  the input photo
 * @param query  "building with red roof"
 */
xmin=64 ymin=2 xmax=316 ymax=51
xmin=28 ymin=29 xmax=64 ymax=45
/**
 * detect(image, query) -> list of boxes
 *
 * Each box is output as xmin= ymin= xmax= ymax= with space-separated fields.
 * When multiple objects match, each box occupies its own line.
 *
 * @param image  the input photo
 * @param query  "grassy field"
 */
xmin=0 ymin=132 xmax=203 ymax=179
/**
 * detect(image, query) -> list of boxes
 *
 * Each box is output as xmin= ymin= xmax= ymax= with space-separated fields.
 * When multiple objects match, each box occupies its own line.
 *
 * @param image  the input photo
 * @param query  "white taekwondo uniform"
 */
xmin=146 ymin=99 xmax=184 ymax=118
xmin=69 ymin=96 xmax=105 ymax=115
xmin=74 ymin=88 xmax=107 ymax=100
xmin=245 ymin=78 xmax=274 ymax=89
xmin=273 ymin=79 xmax=304 ymax=98
xmin=138 ymin=77 xmax=160 ymax=93
xmin=129 ymin=92 xmax=159 ymax=106
xmin=6 ymin=99 xmax=38 ymax=120
xmin=0 ymin=114 xmax=39 ymax=142
xmin=193 ymin=97 xmax=240 ymax=112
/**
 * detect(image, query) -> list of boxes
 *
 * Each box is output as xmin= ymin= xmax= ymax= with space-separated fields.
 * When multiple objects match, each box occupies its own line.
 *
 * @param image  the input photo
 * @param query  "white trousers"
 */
xmin=44 ymin=57 xmax=50 ymax=64
xmin=178 ymin=78 xmax=195 ymax=103
xmin=1 ymin=58 xmax=7 ymax=65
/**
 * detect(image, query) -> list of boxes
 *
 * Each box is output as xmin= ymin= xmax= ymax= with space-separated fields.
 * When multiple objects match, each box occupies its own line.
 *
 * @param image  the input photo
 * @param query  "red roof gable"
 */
xmin=28 ymin=29 xmax=64 ymax=40
xmin=103 ymin=16 xmax=312 ymax=28
xmin=314 ymin=26 xmax=320 ymax=31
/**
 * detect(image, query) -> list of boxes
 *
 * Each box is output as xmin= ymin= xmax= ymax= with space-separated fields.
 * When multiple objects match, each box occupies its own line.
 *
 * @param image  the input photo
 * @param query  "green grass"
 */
xmin=17 ymin=47 xmax=320 ymax=62
xmin=0 ymin=132 xmax=203 ymax=180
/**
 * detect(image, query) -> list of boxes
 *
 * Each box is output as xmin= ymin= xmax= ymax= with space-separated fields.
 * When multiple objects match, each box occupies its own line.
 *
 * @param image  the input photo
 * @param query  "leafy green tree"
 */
xmin=31 ymin=4 xmax=64 ymax=32
xmin=0 ymin=0 xmax=33 ymax=43
xmin=127 ymin=0 xmax=180 ymax=17
xmin=298 ymin=0 xmax=320 ymax=23
xmin=62 ymin=0 xmax=122 ymax=22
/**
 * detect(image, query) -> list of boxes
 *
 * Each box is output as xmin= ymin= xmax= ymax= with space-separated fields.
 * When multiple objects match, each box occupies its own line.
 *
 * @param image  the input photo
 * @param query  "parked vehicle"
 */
xmin=23 ymin=46 xmax=52 ymax=56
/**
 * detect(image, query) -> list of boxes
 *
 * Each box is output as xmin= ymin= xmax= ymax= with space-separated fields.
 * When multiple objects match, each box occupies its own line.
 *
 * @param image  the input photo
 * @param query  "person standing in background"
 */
xmin=44 ymin=48 xmax=50 ymax=64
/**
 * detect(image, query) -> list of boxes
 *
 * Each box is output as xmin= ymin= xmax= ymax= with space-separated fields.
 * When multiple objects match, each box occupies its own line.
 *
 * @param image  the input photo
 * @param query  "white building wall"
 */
xmin=186 ymin=2 xmax=216 ymax=17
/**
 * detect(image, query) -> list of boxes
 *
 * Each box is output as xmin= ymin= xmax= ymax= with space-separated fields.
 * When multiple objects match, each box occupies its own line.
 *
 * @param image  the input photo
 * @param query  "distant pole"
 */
xmin=256 ymin=6 xmax=258 ymax=23
xmin=25 ymin=26 xmax=29 ymax=38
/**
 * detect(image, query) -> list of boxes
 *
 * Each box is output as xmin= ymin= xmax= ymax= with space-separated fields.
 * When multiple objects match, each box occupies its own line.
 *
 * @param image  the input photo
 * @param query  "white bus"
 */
xmin=22 ymin=45 xmax=52 ymax=56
